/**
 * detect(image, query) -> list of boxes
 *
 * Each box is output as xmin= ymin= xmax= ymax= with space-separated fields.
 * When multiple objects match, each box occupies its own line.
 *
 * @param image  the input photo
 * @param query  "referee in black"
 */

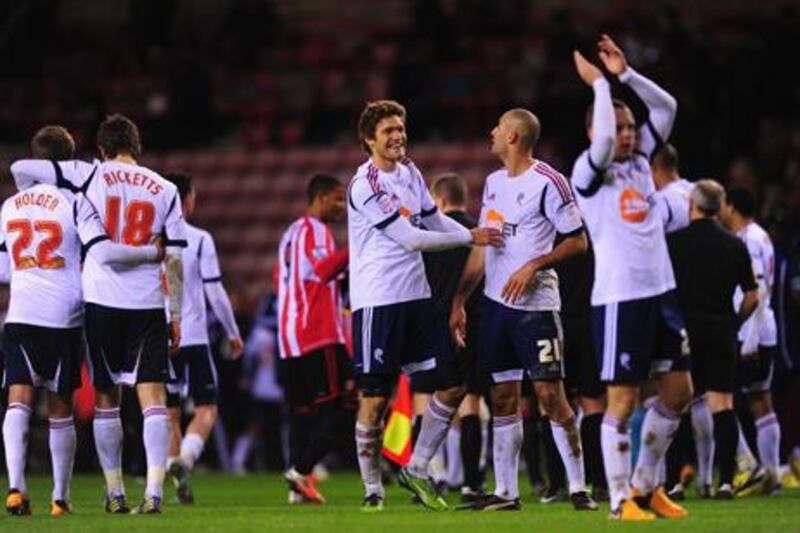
xmin=668 ymin=179 xmax=759 ymax=499
xmin=413 ymin=173 xmax=485 ymax=500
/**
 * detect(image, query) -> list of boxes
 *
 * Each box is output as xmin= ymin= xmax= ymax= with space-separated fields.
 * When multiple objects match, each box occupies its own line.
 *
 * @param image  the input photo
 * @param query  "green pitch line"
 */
xmin=1 ymin=472 xmax=798 ymax=531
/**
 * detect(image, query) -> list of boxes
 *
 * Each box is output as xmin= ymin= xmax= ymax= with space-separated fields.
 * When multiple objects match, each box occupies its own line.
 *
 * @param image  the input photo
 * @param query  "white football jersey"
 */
xmin=480 ymin=161 xmax=583 ymax=311
xmin=572 ymin=151 xmax=676 ymax=305
xmin=347 ymin=159 xmax=436 ymax=311
xmin=735 ymin=221 xmax=777 ymax=347
xmin=78 ymin=160 xmax=185 ymax=309
xmin=179 ymin=223 xmax=223 ymax=347
xmin=0 ymin=185 xmax=106 ymax=328
xmin=657 ymin=178 xmax=693 ymax=233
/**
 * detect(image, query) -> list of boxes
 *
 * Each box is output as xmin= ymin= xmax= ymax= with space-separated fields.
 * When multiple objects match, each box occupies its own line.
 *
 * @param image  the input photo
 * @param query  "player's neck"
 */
xmin=728 ymin=215 xmax=750 ymax=233
xmin=371 ymin=154 xmax=398 ymax=173
xmin=108 ymin=153 xmax=137 ymax=165
xmin=306 ymin=204 xmax=324 ymax=222
xmin=504 ymin=153 xmax=534 ymax=178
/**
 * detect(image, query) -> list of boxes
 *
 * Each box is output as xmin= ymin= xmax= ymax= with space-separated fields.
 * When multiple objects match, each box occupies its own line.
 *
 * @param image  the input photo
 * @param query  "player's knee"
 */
xmin=358 ymin=395 xmax=389 ymax=426
xmin=196 ymin=404 xmax=219 ymax=425
xmin=608 ymin=392 xmax=637 ymax=420
xmin=490 ymin=385 xmax=519 ymax=416
xmin=436 ymin=384 xmax=465 ymax=408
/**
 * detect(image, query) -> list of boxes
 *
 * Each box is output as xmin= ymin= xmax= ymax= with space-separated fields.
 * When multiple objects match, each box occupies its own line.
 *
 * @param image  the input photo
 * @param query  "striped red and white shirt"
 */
xmin=277 ymin=215 xmax=348 ymax=358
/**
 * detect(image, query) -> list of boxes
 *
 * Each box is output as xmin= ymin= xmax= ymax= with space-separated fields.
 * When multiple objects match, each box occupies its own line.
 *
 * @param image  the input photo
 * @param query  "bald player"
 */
xmin=450 ymin=109 xmax=596 ymax=511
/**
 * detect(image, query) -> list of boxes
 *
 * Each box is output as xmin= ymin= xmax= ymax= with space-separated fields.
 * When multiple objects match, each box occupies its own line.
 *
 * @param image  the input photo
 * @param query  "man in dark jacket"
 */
xmin=668 ymin=179 xmax=759 ymax=499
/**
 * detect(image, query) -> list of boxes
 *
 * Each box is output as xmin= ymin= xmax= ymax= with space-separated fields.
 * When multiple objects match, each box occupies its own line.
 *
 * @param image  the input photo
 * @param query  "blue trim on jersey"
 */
xmin=575 ymin=155 xmax=606 ymax=198
xmin=421 ymin=205 xmax=437 ymax=217
xmin=375 ymin=211 xmax=400 ymax=230
xmin=202 ymin=276 xmax=223 ymax=283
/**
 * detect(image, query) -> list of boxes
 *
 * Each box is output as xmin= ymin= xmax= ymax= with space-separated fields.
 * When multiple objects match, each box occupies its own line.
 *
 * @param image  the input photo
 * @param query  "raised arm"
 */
xmin=572 ymin=50 xmax=615 ymax=196
xmin=597 ymin=34 xmax=677 ymax=156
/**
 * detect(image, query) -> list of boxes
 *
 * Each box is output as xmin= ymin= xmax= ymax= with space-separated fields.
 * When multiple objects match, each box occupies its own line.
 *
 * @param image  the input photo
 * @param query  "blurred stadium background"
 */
xmin=0 ymin=0 xmax=799 ymax=478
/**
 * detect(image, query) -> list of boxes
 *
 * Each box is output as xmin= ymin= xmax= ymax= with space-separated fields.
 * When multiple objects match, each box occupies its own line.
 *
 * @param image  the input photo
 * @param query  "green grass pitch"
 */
xmin=2 ymin=472 xmax=799 ymax=531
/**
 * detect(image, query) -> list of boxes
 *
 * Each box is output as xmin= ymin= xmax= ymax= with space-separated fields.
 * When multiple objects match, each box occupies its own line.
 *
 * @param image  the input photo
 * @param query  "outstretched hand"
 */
xmin=471 ymin=227 xmax=504 ymax=247
xmin=573 ymin=50 xmax=603 ymax=86
xmin=597 ymin=34 xmax=627 ymax=76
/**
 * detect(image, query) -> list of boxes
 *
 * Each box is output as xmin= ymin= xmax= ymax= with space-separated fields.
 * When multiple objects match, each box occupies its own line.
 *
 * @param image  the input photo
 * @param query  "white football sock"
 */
xmin=49 ymin=416 xmax=76 ymax=502
xmin=550 ymin=418 xmax=587 ymax=494
xmin=408 ymin=396 xmax=456 ymax=477
xmin=755 ymin=413 xmax=781 ymax=479
xmin=601 ymin=414 xmax=631 ymax=511
xmin=632 ymin=401 xmax=681 ymax=494
xmin=446 ymin=425 xmax=463 ymax=488
xmin=492 ymin=414 xmax=523 ymax=500
xmin=180 ymin=433 xmax=205 ymax=470
xmin=691 ymin=399 xmax=714 ymax=487
xmin=355 ymin=422 xmax=384 ymax=497
xmin=143 ymin=406 xmax=170 ymax=499
xmin=3 ymin=403 xmax=31 ymax=493
xmin=94 ymin=407 xmax=125 ymax=497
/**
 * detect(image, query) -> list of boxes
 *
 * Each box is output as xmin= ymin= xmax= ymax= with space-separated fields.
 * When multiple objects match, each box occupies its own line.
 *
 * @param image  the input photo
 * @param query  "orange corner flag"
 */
xmin=382 ymin=374 xmax=413 ymax=466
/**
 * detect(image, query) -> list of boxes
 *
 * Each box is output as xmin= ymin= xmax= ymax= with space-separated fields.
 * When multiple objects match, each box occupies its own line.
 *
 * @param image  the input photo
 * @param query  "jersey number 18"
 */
xmin=105 ymin=196 xmax=155 ymax=245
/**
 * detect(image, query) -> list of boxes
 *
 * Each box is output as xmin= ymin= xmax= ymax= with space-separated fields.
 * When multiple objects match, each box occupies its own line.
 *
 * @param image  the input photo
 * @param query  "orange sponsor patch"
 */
xmin=399 ymin=206 xmax=411 ymax=218
xmin=619 ymin=187 xmax=649 ymax=223
xmin=485 ymin=209 xmax=505 ymax=229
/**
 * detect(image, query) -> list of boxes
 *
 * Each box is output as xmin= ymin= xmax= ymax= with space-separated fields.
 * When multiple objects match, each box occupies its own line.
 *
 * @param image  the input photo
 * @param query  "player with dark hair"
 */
xmin=721 ymin=187 xmax=783 ymax=496
xmin=277 ymin=173 xmax=353 ymax=505
xmin=162 ymin=172 xmax=243 ymax=505
xmin=348 ymin=100 xmax=502 ymax=511
xmin=572 ymin=37 xmax=689 ymax=521
xmin=3 ymin=125 xmax=164 ymax=516
xmin=10 ymin=114 xmax=186 ymax=514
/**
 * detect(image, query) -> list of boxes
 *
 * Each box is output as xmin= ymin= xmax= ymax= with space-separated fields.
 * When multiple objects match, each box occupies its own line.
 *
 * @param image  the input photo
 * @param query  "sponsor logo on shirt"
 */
xmin=486 ymin=209 xmax=518 ymax=237
xmin=619 ymin=187 xmax=649 ymax=223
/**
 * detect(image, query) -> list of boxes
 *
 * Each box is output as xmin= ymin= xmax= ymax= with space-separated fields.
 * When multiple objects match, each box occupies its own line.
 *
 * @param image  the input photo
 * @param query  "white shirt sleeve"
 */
xmin=382 ymin=213 xmax=472 ymax=252
xmin=10 ymin=159 xmax=96 ymax=192
xmin=198 ymin=232 xmax=240 ymax=338
xmin=543 ymin=179 xmax=583 ymax=235
xmin=573 ymin=79 xmax=615 ymax=196
xmin=619 ymin=66 xmax=678 ymax=157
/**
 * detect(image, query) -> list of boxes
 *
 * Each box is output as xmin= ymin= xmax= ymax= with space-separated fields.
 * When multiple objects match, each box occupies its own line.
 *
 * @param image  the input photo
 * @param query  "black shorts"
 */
xmin=410 ymin=309 xmax=483 ymax=395
xmin=278 ymin=344 xmax=353 ymax=407
xmin=592 ymin=291 xmax=690 ymax=385
xmin=563 ymin=314 xmax=604 ymax=399
xmin=352 ymin=298 xmax=461 ymax=397
xmin=686 ymin=317 xmax=737 ymax=394
xmin=167 ymin=344 xmax=219 ymax=407
xmin=480 ymin=298 xmax=564 ymax=384
xmin=737 ymin=344 xmax=776 ymax=394
xmin=85 ymin=303 xmax=170 ymax=388
xmin=2 ymin=323 xmax=84 ymax=395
